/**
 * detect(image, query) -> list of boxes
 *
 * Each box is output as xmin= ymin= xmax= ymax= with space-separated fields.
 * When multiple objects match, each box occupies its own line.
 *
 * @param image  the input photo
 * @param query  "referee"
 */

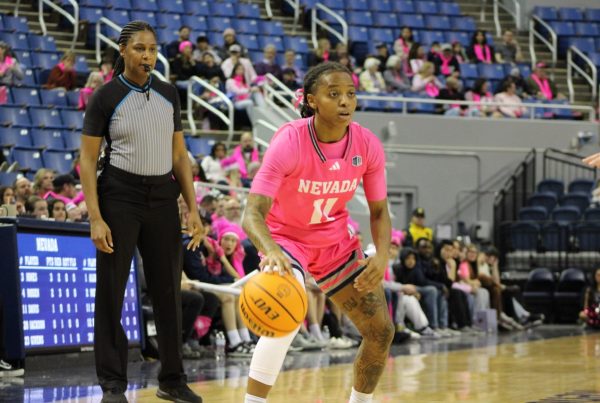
xmin=80 ymin=21 xmax=203 ymax=403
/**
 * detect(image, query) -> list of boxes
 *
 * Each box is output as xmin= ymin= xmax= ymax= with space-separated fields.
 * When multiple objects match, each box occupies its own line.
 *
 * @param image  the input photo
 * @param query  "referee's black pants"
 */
xmin=94 ymin=166 xmax=185 ymax=392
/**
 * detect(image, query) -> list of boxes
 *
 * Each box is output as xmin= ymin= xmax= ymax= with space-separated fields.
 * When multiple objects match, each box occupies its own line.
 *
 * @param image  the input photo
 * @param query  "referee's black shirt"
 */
xmin=83 ymin=74 xmax=183 ymax=176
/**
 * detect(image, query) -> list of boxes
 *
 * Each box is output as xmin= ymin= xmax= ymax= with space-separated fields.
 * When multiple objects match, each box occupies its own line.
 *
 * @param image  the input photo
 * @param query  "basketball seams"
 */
xmin=280 ymin=274 xmax=307 ymax=316
xmin=240 ymin=289 xmax=290 ymax=334
xmin=253 ymin=282 xmax=301 ymax=324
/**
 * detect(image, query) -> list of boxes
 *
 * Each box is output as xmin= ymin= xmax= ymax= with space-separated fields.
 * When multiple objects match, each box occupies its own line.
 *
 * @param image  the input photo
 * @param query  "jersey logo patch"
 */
xmin=329 ymin=161 xmax=341 ymax=171
xmin=352 ymin=156 xmax=363 ymax=167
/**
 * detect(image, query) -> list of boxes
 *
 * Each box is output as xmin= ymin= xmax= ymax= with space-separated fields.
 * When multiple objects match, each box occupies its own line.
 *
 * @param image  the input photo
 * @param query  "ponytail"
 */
xmin=299 ymin=62 xmax=352 ymax=118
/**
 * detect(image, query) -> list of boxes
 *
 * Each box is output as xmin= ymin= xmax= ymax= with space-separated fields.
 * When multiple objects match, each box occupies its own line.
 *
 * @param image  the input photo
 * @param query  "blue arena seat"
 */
xmin=132 ymin=0 xmax=158 ymax=12
xmin=209 ymin=2 xmax=235 ymax=17
xmin=415 ymin=1 xmax=437 ymax=14
xmin=28 ymin=35 xmax=57 ymax=53
xmin=420 ymin=31 xmax=445 ymax=46
xmin=30 ymin=107 xmax=63 ymax=129
xmin=14 ymin=51 xmax=32 ymax=69
xmin=446 ymin=31 xmax=470 ymax=47
xmin=584 ymin=207 xmax=600 ymax=221
xmin=519 ymin=206 xmax=548 ymax=221
xmin=131 ymin=11 xmax=158 ymax=27
xmin=574 ymin=222 xmax=600 ymax=251
xmin=0 ymin=172 xmax=18 ymax=186
xmin=11 ymin=147 xmax=44 ymax=171
xmin=184 ymin=1 xmax=210 ymax=16
xmin=104 ymin=9 xmax=131 ymax=27
xmin=79 ymin=7 xmax=104 ymax=24
xmin=551 ymin=206 xmax=581 ymax=224
xmin=398 ymin=14 xmax=425 ymax=29
xmin=373 ymin=13 xmax=397 ymax=28
xmin=236 ymin=3 xmax=261 ymax=19
xmin=550 ymin=21 xmax=575 ymax=36
xmin=510 ymin=221 xmax=540 ymax=250
xmin=439 ymin=2 xmax=461 ymax=16
xmin=207 ymin=17 xmax=232 ymax=32
xmin=574 ymin=22 xmax=599 ymax=36
xmin=568 ymin=178 xmax=595 ymax=194
xmin=158 ymin=0 xmax=184 ymax=14
xmin=523 ymin=268 xmax=555 ymax=320
xmin=62 ymin=131 xmax=82 ymax=150
xmin=0 ymin=127 xmax=32 ymax=147
xmin=585 ymin=9 xmax=600 ymax=22
xmin=42 ymin=150 xmax=74 ymax=174
xmin=347 ymin=0 xmax=369 ymax=11
xmin=370 ymin=28 xmax=394 ymax=44
xmin=349 ymin=26 xmax=369 ymax=43
xmin=558 ymin=8 xmax=584 ymax=21
xmin=30 ymin=129 xmax=66 ymax=150
xmin=283 ymin=37 xmax=310 ymax=54
xmin=11 ymin=88 xmax=41 ymax=107
xmin=347 ymin=11 xmax=373 ymax=26
xmin=538 ymin=179 xmax=564 ymax=198
xmin=451 ymin=16 xmax=476 ymax=32
xmin=2 ymin=16 xmax=29 ymax=33
xmin=321 ymin=0 xmax=344 ymax=9
xmin=40 ymin=89 xmax=69 ymax=108
xmin=61 ymin=110 xmax=84 ymax=131
xmin=560 ymin=193 xmax=590 ymax=213
xmin=554 ymin=268 xmax=587 ymax=323
xmin=425 ymin=16 xmax=451 ymax=30
xmin=259 ymin=21 xmax=285 ymax=37
xmin=106 ymin=0 xmax=132 ymax=10
xmin=528 ymin=192 xmax=558 ymax=213
xmin=478 ymin=64 xmax=506 ymax=81
xmin=181 ymin=16 xmax=207 ymax=32
xmin=459 ymin=63 xmax=479 ymax=80
xmin=237 ymin=34 xmax=259 ymax=51
xmin=393 ymin=0 xmax=414 ymax=13
xmin=541 ymin=222 xmax=568 ymax=251
xmin=258 ymin=36 xmax=284 ymax=52
xmin=369 ymin=0 xmax=392 ymax=12
xmin=156 ymin=13 xmax=182 ymax=30
xmin=533 ymin=6 xmax=558 ymax=21
xmin=0 ymin=107 xmax=31 ymax=127
xmin=31 ymin=52 xmax=59 ymax=71
xmin=0 ymin=32 xmax=29 ymax=51
xmin=234 ymin=19 xmax=260 ymax=35
xmin=186 ymin=136 xmax=215 ymax=157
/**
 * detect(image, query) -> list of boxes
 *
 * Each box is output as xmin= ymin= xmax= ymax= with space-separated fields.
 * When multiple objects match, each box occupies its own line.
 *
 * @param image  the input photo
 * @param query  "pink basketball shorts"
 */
xmin=273 ymin=235 xmax=365 ymax=297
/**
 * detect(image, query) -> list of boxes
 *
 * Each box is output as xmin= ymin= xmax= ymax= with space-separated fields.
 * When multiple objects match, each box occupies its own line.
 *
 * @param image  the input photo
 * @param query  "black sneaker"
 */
xmin=0 ymin=360 xmax=24 ymax=378
xmin=156 ymin=384 xmax=202 ymax=403
xmin=101 ymin=391 xmax=128 ymax=403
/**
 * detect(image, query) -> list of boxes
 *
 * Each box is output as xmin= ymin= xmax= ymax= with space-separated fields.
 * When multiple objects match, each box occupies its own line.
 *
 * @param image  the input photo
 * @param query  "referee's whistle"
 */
xmin=142 ymin=64 xmax=152 ymax=73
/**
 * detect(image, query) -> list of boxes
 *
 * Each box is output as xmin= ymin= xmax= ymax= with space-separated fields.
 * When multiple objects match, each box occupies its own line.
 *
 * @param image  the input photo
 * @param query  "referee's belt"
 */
xmin=104 ymin=165 xmax=174 ymax=185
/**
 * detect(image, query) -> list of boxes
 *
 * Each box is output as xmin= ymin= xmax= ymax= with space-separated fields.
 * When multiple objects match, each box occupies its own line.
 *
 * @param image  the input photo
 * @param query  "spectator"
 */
xmin=427 ymin=42 xmax=441 ymax=62
xmin=307 ymin=37 xmax=331 ymax=67
xmin=359 ymin=57 xmax=386 ymax=93
xmin=199 ymin=194 xmax=218 ymax=218
xmin=580 ymin=268 xmax=600 ymax=329
xmin=438 ymin=76 xmax=472 ymax=117
xmin=526 ymin=63 xmax=566 ymax=100
xmin=281 ymin=68 xmax=300 ymax=91
xmin=201 ymin=142 xmax=228 ymax=183
xmin=217 ymin=28 xmax=246 ymax=62
xmin=48 ymin=198 xmax=67 ymax=222
xmin=497 ymin=67 xmax=530 ymax=97
xmin=242 ymin=161 xmax=260 ymax=188
xmin=78 ymin=72 xmax=104 ymax=111
xmin=45 ymin=51 xmax=77 ymax=90
xmin=281 ymin=50 xmax=304 ymax=81
xmin=411 ymin=62 xmax=443 ymax=97
xmin=407 ymin=43 xmax=427 ymax=76
xmin=221 ymin=45 xmax=257 ymax=85
xmin=0 ymin=186 xmax=15 ymax=205
xmin=0 ymin=41 xmax=23 ymax=86
xmin=465 ymin=78 xmax=498 ymax=117
xmin=495 ymin=30 xmax=523 ymax=64
xmin=404 ymin=207 xmax=433 ymax=247
xmin=13 ymin=176 xmax=32 ymax=205
xmin=166 ymin=25 xmax=192 ymax=60
xmin=330 ymin=42 xmax=356 ymax=67
xmin=433 ymin=43 xmax=460 ymax=77
xmin=495 ymin=79 xmax=527 ymax=118
xmin=25 ymin=196 xmax=49 ymax=219
xmin=375 ymin=43 xmax=390 ymax=72
xmin=172 ymin=40 xmax=200 ymax=95
xmin=44 ymin=174 xmax=84 ymax=207
xmin=394 ymin=26 xmax=415 ymax=58
xmin=384 ymin=55 xmax=410 ymax=93
xmin=337 ymin=55 xmax=359 ymax=88
xmin=452 ymin=41 xmax=468 ymax=64
xmin=254 ymin=44 xmax=282 ymax=80
xmin=193 ymin=35 xmax=221 ymax=65
xmin=223 ymin=164 xmax=244 ymax=198
xmin=99 ymin=56 xmax=114 ymax=83
xmin=225 ymin=62 xmax=264 ymax=121
xmin=467 ymin=30 xmax=495 ymax=64
xmin=32 ymin=168 xmax=55 ymax=197
xmin=197 ymin=52 xmax=225 ymax=81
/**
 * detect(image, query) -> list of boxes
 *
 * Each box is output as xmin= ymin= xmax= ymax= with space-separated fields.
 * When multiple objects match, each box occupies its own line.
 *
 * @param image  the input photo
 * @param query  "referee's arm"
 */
xmin=172 ymin=130 xmax=204 ymax=250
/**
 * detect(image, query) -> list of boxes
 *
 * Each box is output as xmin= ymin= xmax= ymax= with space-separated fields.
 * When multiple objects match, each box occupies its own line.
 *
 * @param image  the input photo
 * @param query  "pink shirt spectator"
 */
xmin=250 ymin=117 xmax=387 ymax=247
xmin=78 ymin=87 xmax=94 ymax=110
xmin=221 ymin=144 xmax=260 ymax=179
xmin=43 ymin=191 xmax=85 ymax=208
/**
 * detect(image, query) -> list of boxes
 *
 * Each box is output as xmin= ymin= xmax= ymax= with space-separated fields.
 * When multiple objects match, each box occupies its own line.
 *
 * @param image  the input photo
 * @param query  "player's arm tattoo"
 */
xmin=242 ymin=193 xmax=280 ymax=254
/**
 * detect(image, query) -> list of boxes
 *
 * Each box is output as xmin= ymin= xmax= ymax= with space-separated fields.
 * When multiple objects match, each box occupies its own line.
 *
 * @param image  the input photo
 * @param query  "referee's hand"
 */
xmin=185 ymin=212 xmax=204 ymax=251
xmin=91 ymin=218 xmax=114 ymax=254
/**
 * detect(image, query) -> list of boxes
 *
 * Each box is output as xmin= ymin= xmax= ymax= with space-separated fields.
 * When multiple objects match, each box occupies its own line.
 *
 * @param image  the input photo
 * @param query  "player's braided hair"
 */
xmin=112 ymin=20 xmax=157 ymax=78
xmin=299 ymin=62 xmax=352 ymax=118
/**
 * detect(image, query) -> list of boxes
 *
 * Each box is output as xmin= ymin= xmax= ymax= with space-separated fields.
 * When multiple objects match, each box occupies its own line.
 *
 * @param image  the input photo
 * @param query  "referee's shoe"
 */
xmin=157 ymin=384 xmax=202 ymax=402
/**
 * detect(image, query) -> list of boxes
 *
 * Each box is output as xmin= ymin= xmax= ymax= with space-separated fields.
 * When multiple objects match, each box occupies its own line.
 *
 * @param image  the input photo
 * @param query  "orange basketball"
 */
xmin=239 ymin=272 xmax=308 ymax=338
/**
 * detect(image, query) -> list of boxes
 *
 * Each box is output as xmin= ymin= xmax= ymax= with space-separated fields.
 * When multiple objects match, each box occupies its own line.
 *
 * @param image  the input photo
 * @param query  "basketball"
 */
xmin=239 ymin=272 xmax=307 ymax=338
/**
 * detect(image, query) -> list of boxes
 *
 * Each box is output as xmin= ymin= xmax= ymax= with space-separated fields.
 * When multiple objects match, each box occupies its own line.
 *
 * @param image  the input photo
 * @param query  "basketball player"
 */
xmin=242 ymin=62 xmax=393 ymax=403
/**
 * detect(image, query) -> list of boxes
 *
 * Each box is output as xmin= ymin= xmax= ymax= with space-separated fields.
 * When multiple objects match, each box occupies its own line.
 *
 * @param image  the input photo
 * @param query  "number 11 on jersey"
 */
xmin=310 ymin=198 xmax=338 ymax=224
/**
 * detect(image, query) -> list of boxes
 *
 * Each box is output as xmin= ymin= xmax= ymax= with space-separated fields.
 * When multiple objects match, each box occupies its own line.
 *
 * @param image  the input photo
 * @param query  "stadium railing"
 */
xmin=311 ymin=2 xmax=348 ymax=49
xmin=567 ymin=46 xmax=597 ymax=103
xmin=529 ymin=15 xmax=557 ymax=73
xmin=38 ymin=0 xmax=79 ymax=50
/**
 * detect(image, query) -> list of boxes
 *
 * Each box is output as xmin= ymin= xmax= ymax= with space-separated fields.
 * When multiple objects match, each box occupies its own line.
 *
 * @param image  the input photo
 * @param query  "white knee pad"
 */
xmin=248 ymin=268 xmax=305 ymax=386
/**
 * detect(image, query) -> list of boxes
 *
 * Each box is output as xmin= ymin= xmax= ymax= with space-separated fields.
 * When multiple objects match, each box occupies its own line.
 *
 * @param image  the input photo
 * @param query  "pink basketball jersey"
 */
xmin=251 ymin=117 xmax=387 ymax=247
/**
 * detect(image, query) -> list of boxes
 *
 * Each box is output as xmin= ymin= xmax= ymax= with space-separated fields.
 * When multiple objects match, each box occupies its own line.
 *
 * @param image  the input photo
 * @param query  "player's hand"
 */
xmin=354 ymin=253 xmax=387 ymax=293
xmin=90 ymin=218 xmax=113 ymax=254
xmin=583 ymin=153 xmax=600 ymax=169
xmin=185 ymin=212 xmax=204 ymax=251
xmin=260 ymin=246 xmax=293 ymax=276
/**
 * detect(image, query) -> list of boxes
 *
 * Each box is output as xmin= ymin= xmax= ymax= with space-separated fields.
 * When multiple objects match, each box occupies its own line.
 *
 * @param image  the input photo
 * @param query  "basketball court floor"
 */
xmin=2 ymin=325 xmax=598 ymax=402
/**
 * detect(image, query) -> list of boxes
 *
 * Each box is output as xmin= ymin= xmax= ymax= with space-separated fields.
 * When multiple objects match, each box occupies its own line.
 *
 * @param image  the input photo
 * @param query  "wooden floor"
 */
xmin=61 ymin=333 xmax=600 ymax=403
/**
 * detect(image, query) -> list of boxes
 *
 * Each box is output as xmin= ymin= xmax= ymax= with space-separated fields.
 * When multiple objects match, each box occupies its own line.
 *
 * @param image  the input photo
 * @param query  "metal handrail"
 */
xmin=262 ymin=73 xmax=301 ymax=121
xmin=14 ymin=0 xmax=22 ymax=16
xmin=311 ymin=3 xmax=348 ymax=49
xmin=356 ymin=93 xmax=596 ymax=121
xmin=39 ymin=0 xmax=79 ymax=50
xmin=253 ymin=119 xmax=278 ymax=149
xmin=529 ymin=15 xmax=557 ymax=74
xmin=187 ymin=76 xmax=235 ymax=144
xmin=493 ymin=0 xmax=521 ymax=36
xmin=267 ymin=0 xmax=301 ymax=35
xmin=95 ymin=17 xmax=170 ymax=82
xmin=567 ymin=46 xmax=598 ymax=104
